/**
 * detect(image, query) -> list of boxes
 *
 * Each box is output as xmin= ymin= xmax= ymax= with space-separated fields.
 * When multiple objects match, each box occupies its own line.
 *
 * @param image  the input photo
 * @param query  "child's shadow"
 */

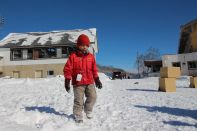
xmin=25 ymin=106 xmax=74 ymax=119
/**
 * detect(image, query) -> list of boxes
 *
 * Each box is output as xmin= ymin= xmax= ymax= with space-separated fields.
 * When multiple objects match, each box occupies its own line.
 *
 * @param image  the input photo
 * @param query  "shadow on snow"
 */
xmin=126 ymin=89 xmax=158 ymax=92
xmin=163 ymin=120 xmax=197 ymax=128
xmin=25 ymin=106 xmax=74 ymax=119
xmin=134 ymin=105 xmax=197 ymax=128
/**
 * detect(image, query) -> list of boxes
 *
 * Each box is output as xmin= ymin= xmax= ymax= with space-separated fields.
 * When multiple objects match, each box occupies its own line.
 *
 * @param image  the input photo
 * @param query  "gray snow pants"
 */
xmin=73 ymin=84 xmax=97 ymax=119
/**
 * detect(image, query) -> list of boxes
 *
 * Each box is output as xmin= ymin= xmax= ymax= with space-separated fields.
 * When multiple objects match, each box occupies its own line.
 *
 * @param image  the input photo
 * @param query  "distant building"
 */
xmin=178 ymin=18 xmax=197 ymax=53
xmin=162 ymin=19 xmax=197 ymax=76
xmin=0 ymin=28 xmax=98 ymax=78
xmin=144 ymin=60 xmax=162 ymax=77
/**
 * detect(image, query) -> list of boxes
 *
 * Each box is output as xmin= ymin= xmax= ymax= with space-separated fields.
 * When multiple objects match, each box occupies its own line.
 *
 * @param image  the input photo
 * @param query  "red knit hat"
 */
xmin=77 ymin=34 xmax=90 ymax=47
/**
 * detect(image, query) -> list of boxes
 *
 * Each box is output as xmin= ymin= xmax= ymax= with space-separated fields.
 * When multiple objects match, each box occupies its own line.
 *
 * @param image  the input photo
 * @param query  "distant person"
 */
xmin=124 ymin=73 xmax=126 ymax=79
xmin=63 ymin=34 xmax=102 ymax=123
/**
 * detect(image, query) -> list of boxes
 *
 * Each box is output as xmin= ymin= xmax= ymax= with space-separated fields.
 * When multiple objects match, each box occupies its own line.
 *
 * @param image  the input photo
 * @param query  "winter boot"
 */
xmin=74 ymin=115 xmax=83 ymax=123
xmin=86 ymin=112 xmax=93 ymax=119
xmin=75 ymin=119 xmax=83 ymax=123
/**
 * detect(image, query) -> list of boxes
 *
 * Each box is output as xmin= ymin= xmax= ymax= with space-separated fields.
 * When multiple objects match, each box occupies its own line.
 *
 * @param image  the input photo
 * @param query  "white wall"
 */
xmin=9 ymin=58 xmax=68 ymax=66
xmin=91 ymin=36 xmax=98 ymax=53
xmin=162 ymin=52 xmax=197 ymax=75
xmin=0 ymin=48 xmax=10 ymax=65
xmin=162 ymin=55 xmax=178 ymax=67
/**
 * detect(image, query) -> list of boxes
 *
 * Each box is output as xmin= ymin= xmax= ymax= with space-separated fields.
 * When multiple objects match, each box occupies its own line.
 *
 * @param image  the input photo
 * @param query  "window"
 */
xmin=13 ymin=71 xmax=20 ymax=78
xmin=47 ymin=70 xmax=54 ymax=76
xmin=27 ymin=49 xmax=33 ymax=59
xmin=40 ymin=49 xmax=47 ymax=58
xmin=35 ymin=70 xmax=43 ymax=78
xmin=172 ymin=62 xmax=181 ymax=68
xmin=67 ymin=46 xmax=76 ymax=55
xmin=11 ymin=47 xmax=76 ymax=60
xmin=62 ymin=46 xmax=76 ymax=58
xmin=62 ymin=47 xmax=68 ymax=58
xmin=46 ymin=48 xmax=56 ymax=58
xmin=33 ymin=49 xmax=47 ymax=59
xmin=11 ymin=49 xmax=34 ymax=60
xmin=188 ymin=61 xmax=197 ymax=69
xmin=12 ymin=49 xmax=22 ymax=60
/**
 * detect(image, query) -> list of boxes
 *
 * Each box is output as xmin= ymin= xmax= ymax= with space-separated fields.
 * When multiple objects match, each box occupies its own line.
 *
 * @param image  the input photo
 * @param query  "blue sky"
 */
xmin=0 ymin=0 xmax=197 ymax=71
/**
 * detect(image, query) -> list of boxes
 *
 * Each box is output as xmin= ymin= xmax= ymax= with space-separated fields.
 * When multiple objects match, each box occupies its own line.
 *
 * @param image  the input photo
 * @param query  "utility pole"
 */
xmin=137 ymin=51 xmax=140 ymax=78
xmin=0 ymin=16 xmax=5 ymax=28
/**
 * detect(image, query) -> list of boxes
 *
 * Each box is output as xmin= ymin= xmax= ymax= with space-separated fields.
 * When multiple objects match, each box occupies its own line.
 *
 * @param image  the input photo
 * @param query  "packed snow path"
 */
xmin=0 ymin=74 xmax=196 ymax=131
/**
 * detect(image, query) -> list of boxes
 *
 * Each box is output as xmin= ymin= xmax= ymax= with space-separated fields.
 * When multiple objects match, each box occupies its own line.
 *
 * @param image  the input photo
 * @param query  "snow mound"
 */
xmin=176 ymin=76 xmax=190 ymax=88
xmin=98 ymin=72 xmax=111 ymax=82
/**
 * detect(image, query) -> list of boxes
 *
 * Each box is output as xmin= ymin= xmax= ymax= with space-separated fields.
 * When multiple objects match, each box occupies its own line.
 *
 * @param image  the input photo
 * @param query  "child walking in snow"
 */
xmin=63 ymin=34 xmax=102 ymax=123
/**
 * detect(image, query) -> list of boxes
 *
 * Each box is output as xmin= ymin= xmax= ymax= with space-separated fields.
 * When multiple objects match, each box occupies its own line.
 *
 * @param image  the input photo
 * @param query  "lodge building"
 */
xmin=0 ymin=28 xmax=98 ymax=78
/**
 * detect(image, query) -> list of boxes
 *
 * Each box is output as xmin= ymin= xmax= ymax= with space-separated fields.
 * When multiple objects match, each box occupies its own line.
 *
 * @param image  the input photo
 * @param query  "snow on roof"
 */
xmin=0 ymin=28 xmax=97 ymax=47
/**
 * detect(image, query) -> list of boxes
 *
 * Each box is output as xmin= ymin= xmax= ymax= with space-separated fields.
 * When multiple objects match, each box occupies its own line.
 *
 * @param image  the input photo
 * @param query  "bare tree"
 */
xmin=144 ymin=47 xmax=160 ymax=60
xmin=135 ymin=47 xmax=160 ymax=77
xmin=136 ymin=52 xmax=145 ymax=77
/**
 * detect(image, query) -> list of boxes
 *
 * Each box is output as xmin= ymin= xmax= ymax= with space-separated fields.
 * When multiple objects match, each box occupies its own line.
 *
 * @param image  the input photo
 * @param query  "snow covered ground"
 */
xmin=0 ymin=73 xmax=196 ymax=131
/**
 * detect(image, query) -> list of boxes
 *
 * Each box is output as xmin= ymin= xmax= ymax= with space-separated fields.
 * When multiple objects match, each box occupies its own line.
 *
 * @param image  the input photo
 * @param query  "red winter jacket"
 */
xmin=63 ymin=51 xmax=99 ymax=86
